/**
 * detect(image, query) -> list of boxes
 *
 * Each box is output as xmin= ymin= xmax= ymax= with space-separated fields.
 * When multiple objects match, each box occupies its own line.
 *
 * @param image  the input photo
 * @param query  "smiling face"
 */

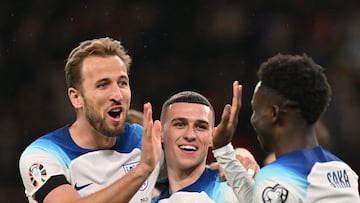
xmin=73 ymin=55 xmax=131 ymax=137
xmin=162 ymin=102 xmax=214 ymax=171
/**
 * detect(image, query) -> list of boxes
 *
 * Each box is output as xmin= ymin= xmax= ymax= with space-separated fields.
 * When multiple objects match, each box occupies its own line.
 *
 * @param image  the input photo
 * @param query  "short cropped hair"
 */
xmin=257 ymin=53 xmax=331 ymax=124
xmin=65 ymin=37 xmax=131 ymax=89
xmin=160 ymin=91 xmax=215 ymax=126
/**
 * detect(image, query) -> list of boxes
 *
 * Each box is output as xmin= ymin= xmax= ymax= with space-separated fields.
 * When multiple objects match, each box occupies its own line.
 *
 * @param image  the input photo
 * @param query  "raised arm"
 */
xmin=212 ymin=80 xmax=242 ymax=149
xmin=212 ymin=81 xmax=254 ymax=203
xmin=43 ymin=103 xmax=162 ymax=203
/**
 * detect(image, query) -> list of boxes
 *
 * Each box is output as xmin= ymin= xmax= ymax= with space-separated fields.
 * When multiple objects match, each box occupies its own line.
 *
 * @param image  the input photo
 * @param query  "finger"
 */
xmin=143 ymin=102 xmax=153 ymax=140
xmin=229 ymin=81 xmax=242 ymax=125
xmin=152 ymin=120 xmax=162 ymax=162
xmin=153 ymin=120 xmax=162 ymax=143
xmin=142 ymin=103 xmax=149 ymax=133
xmin=220 ymin=104 xmax=232 ymax=125
xmin=220 ymin=81 xmax=240 ymax=127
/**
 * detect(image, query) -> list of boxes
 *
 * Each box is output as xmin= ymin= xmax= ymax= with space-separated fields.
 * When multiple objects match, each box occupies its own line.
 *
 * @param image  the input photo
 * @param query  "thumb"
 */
xmin=153 ymin=120 xmax=162 ymax=141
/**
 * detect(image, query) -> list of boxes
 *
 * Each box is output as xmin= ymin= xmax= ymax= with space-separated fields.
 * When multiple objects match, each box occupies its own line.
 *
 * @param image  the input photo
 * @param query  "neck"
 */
xmin=166 ymin=164 xmax=206 ymax=194
xmin=69 ymin=120 xmax=117 ymax=149
xmin=274 ymin=121 xmax=318 ymax=157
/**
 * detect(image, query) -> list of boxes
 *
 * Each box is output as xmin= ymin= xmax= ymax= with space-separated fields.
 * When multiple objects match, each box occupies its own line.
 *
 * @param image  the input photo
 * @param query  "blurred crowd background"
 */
xmin=1 ymin=0 xmax=360 ymax=202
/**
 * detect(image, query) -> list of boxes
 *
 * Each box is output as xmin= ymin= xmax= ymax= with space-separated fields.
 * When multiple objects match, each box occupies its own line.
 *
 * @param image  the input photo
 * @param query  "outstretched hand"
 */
xmin=139 ymin=102 xmax=162 ymax=173
xmin=212 ymin=81 xmax=242 ymax=149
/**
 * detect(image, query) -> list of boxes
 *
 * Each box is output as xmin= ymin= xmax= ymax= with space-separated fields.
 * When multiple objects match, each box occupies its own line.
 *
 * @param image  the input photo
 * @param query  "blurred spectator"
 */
xmin=126 ymin=109 xmax=144 ymax=125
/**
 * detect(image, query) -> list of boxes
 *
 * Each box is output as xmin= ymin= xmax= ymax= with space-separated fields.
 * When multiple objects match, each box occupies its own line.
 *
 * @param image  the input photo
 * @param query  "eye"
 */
xmin=97 ymin=82 xmax=108 ymax=88
xmin=173 ymin=121 xmax=185 ymax=128
xmin=119 ymin=81 xmax=128 ymax=87
xmin=118 ymin=77 xmax=129 ymax=88
xmin=196 ymin=123 xmax=209 ymax=131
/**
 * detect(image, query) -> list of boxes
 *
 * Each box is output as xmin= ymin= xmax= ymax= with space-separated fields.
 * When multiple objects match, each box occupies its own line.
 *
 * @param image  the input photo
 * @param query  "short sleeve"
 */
xmin=19 ymin=145 xmax=69 ymax=201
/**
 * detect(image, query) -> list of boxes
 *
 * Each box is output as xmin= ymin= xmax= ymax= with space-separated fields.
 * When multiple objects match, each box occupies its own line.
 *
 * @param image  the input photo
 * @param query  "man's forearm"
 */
xmin=213 ymin=143 xmax=254 ymax=203
xmin=80 ymin=163 xmax=157 ymax=203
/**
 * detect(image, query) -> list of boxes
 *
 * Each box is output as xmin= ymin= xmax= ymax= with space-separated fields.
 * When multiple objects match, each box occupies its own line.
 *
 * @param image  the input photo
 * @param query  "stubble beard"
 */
xmin=84 ymin=99 xmax=125 ymax=137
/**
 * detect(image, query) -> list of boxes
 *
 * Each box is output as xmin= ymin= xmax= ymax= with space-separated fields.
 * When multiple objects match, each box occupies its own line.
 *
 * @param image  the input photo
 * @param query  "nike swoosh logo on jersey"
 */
xmin=74 ymin=183 xmax=92 ymax=190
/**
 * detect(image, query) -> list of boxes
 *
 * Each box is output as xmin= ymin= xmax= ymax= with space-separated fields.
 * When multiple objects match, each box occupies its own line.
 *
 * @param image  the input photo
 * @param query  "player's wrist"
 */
xmin=136 ymin=161 xmax=155 ymax=176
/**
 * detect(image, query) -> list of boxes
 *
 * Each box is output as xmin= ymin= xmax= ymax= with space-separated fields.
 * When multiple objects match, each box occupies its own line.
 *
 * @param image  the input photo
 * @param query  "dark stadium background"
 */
xmin=1 ymin=1 xmax=359 ymax=201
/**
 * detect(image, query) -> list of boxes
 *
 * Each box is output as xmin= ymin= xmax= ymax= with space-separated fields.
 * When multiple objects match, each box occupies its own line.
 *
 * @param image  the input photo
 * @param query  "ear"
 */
xmin=68 ymin=87 xmax=83 ymax=109
xmin=271 ymin=104 xmax=281 ymax=125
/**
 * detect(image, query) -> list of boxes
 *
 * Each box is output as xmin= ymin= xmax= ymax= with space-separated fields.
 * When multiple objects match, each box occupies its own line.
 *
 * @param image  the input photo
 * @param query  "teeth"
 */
xmin=179 ymin=145 xmax=197 ymax=151
xmin=111 ymin=109 xmax=120 ymax=112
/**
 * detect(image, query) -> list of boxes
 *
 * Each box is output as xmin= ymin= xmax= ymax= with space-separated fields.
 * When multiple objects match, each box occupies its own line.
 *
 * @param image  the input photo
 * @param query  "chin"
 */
xmin=103 ymin=125 xmax=125 ymax=137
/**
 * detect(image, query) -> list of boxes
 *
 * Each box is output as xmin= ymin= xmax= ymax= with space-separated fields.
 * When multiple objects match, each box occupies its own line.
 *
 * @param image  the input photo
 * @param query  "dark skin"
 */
xmin=251 ymin=83 xmax=319 ymax=158
xmin=212 ymin=81 xmax=259 ymax=176
xmin=212 ymin=81 xmax=319 ymax=161
xmin=212 ymin=81 xmax=242 ymax=150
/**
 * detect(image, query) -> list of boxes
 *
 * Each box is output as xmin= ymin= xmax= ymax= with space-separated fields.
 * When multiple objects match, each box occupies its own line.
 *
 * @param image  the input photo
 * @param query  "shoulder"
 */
xmin=123 ymin=123 xmax=143 ymax=138
xmin=20 ymin=126 xmax=70 ymax=155
xmin=19 ymin=126 xmax=73 ymax=200
xmin=114 ymin=123 xmax=144 ymax=152
xmin=254 ymin=151 xmax=311 ymax=202
xmin=306 ymin=154 xmax=360 ymax=202
xmin=254 ymin=164 xmax=304 ymax=202
xmin=201 ymin=168 xmax=220 ymax=182
xmin=19 ymin=126 xmax=74 ymax=170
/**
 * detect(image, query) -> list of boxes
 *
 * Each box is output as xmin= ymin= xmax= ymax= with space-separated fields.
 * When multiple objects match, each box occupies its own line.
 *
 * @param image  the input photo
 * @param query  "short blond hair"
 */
xmin=65 ymin=37 xmax=131 ymax=89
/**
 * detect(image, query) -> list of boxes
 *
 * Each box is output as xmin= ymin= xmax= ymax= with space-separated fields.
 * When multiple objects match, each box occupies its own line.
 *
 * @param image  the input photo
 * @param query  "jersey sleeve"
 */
xmin=19 ymin=142 xmax=70 ymax=202
xmin=212 ymin=143 xmax=254 ymax=203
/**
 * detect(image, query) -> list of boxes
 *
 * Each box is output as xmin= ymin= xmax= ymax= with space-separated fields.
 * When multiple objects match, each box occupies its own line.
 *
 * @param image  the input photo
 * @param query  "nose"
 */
xmin=183 ymin=125 xmax=196 ymax=141
xmin=110 ymin=83 xmax=123 ymax=102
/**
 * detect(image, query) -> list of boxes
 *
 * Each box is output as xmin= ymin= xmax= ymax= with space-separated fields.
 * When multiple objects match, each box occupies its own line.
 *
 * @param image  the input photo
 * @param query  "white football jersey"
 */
xmin=19 ymin=124 xmax=160 ymax=203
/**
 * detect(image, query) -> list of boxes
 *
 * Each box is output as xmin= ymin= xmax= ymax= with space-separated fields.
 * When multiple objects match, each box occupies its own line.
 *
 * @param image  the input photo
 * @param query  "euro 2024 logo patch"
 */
xmin=29 ymin=163 xmax=47 ymax=188
xmin=123 ymin=161 xmax=149 ymax=191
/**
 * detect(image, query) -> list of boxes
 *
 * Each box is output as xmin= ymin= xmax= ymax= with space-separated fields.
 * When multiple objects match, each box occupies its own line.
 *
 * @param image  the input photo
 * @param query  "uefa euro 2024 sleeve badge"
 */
xmin=29 ymin=163 xmax=47 ymax=187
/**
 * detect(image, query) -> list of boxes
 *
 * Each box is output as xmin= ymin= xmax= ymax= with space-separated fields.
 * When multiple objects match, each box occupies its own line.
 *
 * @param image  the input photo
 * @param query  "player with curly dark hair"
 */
xmin=212 ymin=53 xmax=360 ymax=202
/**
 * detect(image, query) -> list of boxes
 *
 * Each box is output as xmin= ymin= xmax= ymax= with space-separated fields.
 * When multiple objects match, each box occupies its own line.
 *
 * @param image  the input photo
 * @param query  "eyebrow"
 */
xmin=95 ymin=78 xmax=110 ymax=84
xmin=95 ymin=74 xmax=129 ymax=83
xmin=119 ymin=75 xmax=129 ymax=80
xmin=171 ymin=117 xmax=209 ymax=125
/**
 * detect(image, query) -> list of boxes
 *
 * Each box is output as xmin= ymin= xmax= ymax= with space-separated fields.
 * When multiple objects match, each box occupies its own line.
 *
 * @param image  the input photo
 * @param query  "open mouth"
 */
xmin=108 ymin=109 xmax=121 ymax=119
xmin=179 ymin=145 xmax=197 ymax=151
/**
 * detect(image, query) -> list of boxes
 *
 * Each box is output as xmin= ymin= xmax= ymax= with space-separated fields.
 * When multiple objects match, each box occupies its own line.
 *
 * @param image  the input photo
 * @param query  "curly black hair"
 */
xmin=257 ymin=53 xmax=332 ymax=124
